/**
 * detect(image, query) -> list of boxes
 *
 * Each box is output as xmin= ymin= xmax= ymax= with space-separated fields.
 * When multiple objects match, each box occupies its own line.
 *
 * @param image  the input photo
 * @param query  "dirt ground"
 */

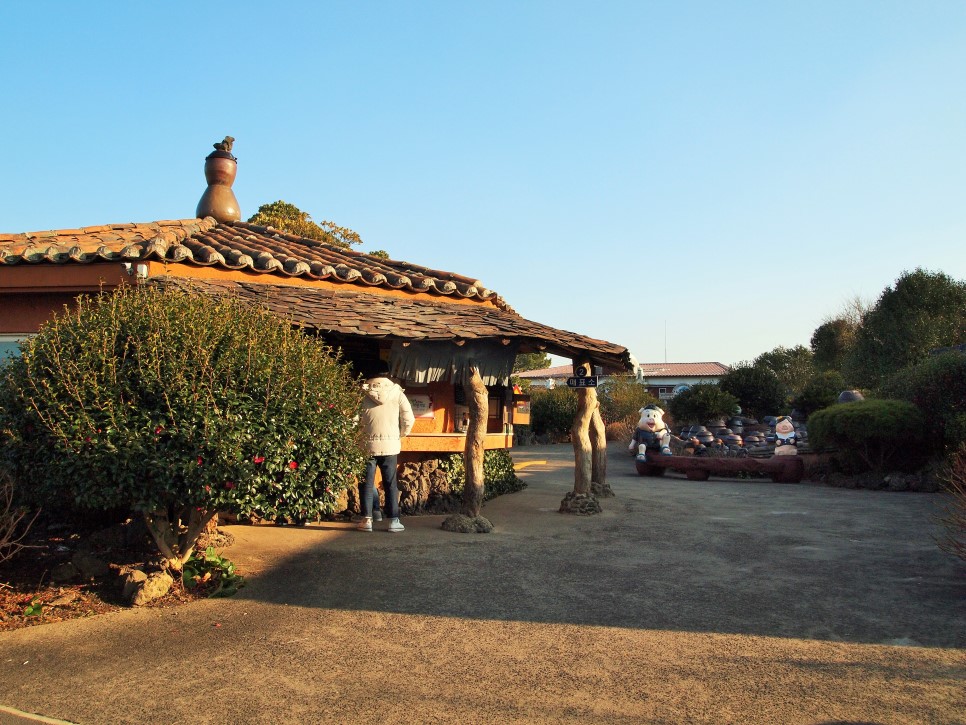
xmin=1 ymin=443 xmax=963 ymax=724
xmin=0 ymin=519 xmax=226 ymax=631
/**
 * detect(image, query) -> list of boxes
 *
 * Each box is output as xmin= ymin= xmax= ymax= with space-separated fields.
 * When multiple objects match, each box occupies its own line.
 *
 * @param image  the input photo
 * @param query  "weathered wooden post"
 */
xmin=442 ymin=363 xmax=494 ymax=532
xmin=572 ymin=394 xmax=593 ymax=495
xmin=590 ymin=405 xmax=613 ymax=497
xmin=560 ymin=358 xmax=603 ymax=514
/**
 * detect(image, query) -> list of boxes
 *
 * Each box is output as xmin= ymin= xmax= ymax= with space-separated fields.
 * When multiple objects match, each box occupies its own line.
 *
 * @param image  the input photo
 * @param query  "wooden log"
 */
xmin=460 ymin=365 xmax=488 ymax=517
xmin=634 ymin=453 xmax=805 ymax=483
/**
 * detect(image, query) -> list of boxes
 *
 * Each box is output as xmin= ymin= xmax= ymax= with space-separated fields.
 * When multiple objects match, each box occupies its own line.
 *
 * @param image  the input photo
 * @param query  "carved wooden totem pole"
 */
xmin=559 ymin=358 xmax=608 ymax=514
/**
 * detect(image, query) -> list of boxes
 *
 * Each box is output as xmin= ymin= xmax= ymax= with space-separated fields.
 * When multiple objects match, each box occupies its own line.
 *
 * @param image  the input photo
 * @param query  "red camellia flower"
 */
xmin=155 ymin=426 xmax=164 ymax=435
xmin=253 ymin=456 xmax=265 ymax=464
xmin=197 ymin=456 xmax=203 ymax=466
xmin=225 ymin=482 xmax=236 ymax=490
xmin=288 ymin=461 xmax=298 ymax=470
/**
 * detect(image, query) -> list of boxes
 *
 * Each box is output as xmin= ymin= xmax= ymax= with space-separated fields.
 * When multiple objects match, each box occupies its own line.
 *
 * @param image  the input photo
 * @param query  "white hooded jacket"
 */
xmin=359 ymin=376 xmax=415 ymax=456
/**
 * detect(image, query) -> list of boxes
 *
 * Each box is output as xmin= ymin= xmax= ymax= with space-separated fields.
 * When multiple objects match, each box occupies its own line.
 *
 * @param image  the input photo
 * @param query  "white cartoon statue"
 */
xmin=628 ymin=404 xmax=672 ymax=462
xmin=773 ymin=415 xmax=798 ymax=455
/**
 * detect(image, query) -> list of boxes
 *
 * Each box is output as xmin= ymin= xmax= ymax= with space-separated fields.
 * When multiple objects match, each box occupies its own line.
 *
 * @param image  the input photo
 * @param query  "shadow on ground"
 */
xmin=228 ymin=443 xmax=966 ymax=648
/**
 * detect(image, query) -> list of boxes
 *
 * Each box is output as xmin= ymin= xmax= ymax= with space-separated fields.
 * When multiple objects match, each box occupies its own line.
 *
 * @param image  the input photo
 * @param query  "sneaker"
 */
xmin=356 ymin=517 xmax=372 ymax=532
xmin=373 ymin=510 xmax=384 ymax=522
xmin=387 ymin=518 xmax=405 ymax=533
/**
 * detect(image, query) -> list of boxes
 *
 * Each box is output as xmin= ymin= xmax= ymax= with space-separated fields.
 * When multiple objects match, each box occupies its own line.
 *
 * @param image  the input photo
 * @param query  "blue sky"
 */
xmin=3 ymin=1 xmax=964 ymax=366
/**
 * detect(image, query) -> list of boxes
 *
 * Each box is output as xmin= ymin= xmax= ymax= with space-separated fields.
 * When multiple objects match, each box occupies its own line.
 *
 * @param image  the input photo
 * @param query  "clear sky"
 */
xmin=3 ymin=1 xmax=964 ymax=367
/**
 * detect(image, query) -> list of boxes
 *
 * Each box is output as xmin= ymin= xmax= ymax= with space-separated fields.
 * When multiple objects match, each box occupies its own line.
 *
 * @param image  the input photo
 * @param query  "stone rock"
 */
xmin=71 ymin=550 xmax=111 ymax=579
xmin=50 ymin=562 xmax=80 ymax=584
xmin=441 ymin=514 xmax=493 ymax=533
xmin=195 ymin=529 xmax=235 ymax=550
xmin=131 ymin=571 xmax=174 ymax=607
xmin=559 ymin=491 xmax=602 ymax=515
xmin=590 ymin=482 xmax=615 ymax=498
xmin=120 ymin=568 xmax=149 ymax=600
xmin=399 ymin=458 xmax=460 ymax=514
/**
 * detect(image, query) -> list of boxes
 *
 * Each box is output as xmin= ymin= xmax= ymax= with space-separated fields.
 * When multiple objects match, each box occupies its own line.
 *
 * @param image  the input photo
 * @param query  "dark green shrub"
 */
xmin=513 ymin=424 xmax=534 ymax=446
xmin=668 ymin=383 xmax=739 ymax=425
xmin=719 ymin=365 xmax=788 ymax=419
xmin=597 ymin=377 xmax=660 ymax=425
xmin=753 ymin=345 xmax=814 ymax=397
xmin=792 ymin=370 xmax=846 ymax=420
xmin=844 ymin=268 xmax=966 ymax=388
xmin=438 ymin=449 xmax=526 ymax=500
xmin=0 ymin=286 xmax=365 ymax=571
xmin=878 ymin=352 xmax=966 ymax=450
xmin=811 ymin=318 xmax=858 ymax=372
xmin=529 ymin=386 xmax=578 ymax=440
xmin=807 ymin=399 xmax=927 ymax=473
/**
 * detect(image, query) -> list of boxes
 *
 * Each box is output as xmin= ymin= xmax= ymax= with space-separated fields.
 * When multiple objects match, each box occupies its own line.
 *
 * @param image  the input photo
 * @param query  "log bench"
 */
xmin=634 ymin=453 xmax=805 ymax=483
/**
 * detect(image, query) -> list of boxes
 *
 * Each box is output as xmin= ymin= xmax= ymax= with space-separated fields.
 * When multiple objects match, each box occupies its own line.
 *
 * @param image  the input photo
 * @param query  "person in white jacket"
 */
xmin=357 ymin=362 xmax=415 ymax=532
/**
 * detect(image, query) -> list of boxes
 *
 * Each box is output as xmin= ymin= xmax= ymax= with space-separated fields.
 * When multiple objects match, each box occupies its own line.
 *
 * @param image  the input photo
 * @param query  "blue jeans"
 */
xmin=362 ymin=455 xmax=400 ymax=519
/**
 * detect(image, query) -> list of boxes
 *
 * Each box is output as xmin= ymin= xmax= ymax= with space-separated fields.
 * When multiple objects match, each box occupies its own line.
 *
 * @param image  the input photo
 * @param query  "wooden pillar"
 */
xmin=590 ymin=404 xmax=607 ymax=487
xmin=561 ymin=358 xmax=603 ymax=514
xmin=570 ymin=386 xmax=594 ymax=495
xmin=460 ymin=365 xmax=488 ymax=518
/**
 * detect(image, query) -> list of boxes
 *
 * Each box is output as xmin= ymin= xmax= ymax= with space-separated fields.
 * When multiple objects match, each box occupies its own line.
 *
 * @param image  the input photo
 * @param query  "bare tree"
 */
xmin=0 ymin=472 xmax=38 ymax=564
xmin=938 ymin=446 xmax=966 ymax=563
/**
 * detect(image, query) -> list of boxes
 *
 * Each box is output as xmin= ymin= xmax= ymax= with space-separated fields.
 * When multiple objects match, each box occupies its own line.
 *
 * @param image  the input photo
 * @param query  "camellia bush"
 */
xmin=0 ymin=285 xmax=365 ymax=572
xmin=806 ymin=399 xmax=927 ymax=473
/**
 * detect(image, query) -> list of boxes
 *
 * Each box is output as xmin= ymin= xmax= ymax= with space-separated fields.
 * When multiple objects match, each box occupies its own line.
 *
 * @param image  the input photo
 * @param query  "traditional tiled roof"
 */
xmin=635 ymin=362 xmax=730 ymax=377
xmin=0 ymin=218 xmax=511 ymax=310
xmin=518 ymin=362 xmax=729 ymax=379
xmin=148 ymin=276 xmax=632 ymax=370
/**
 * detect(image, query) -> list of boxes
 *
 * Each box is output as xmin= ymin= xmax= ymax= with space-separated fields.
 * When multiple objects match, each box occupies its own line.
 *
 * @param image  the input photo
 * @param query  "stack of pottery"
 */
xmin=691 ymin=426 xmax=714 ymax=445
xmin=722 ymin=433 xmax=743 ymax=450
xmin=743 ymin=432 xmax=765 ymax=447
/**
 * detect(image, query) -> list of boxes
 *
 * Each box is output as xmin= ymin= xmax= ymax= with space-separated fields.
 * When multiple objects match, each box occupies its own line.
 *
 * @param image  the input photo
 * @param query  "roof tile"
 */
xmin=147 ymin=276 xmax=630 ymax=370
xmin=1 ymin=216 xmax=632 ymax=368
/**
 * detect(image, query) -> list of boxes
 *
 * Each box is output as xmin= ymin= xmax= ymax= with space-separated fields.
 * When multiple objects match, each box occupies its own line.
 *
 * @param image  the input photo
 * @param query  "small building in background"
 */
xmin=634 ymin=362 xmax=730 ymax=402
xmin=517 ymin=361 xmax=730 ymax=402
